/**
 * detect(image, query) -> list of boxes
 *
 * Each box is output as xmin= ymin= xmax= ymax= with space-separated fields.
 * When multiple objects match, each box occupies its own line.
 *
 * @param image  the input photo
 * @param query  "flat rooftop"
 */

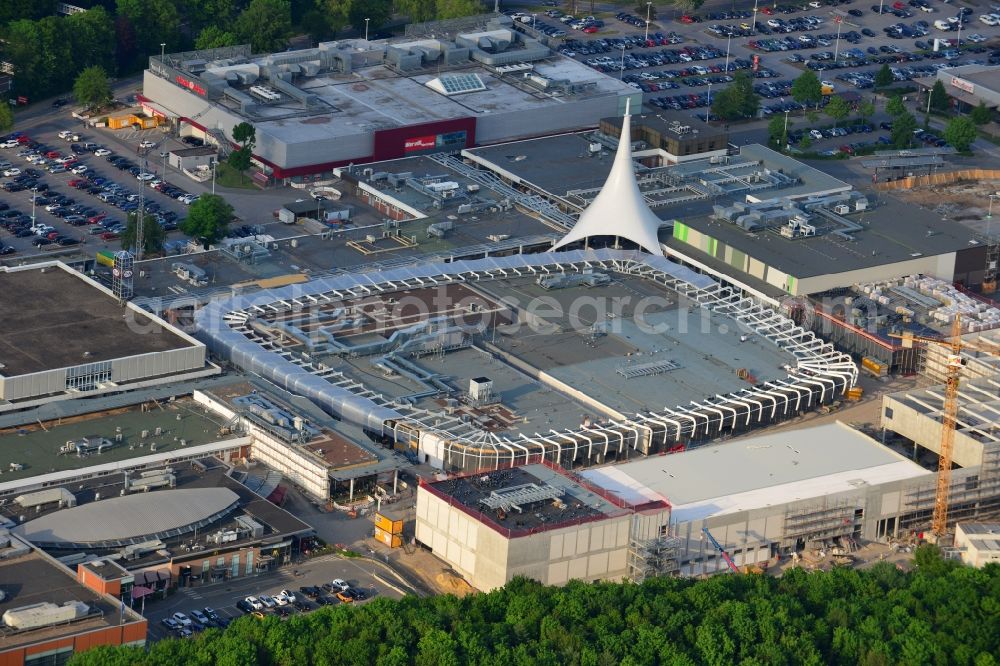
xmin=423 ymin=463 xmax=633 ymax=535
xmin=0 ymin=264 xmax=192 ymax=377
xmin=1 ymin=462 xmax=310 ymax=564
xmin=0 ymin=398 xmax=238 ymax=483
xmin=479 ymin=275 xmax=797 ymax=414
xmin=664 ymin=194 xmax=978 ymax=280
xmin=0 ymin=550 xmax=131 ymax=652
xmin=463 ymin=139 xmax=849 ymax=204
xmin=580 ymin=421 xmax=930 ymax=522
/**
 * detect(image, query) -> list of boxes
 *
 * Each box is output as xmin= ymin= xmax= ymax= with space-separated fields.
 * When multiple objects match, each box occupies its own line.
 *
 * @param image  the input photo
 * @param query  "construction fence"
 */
xmin=875 ymin=169 xmax=1000 ymax=191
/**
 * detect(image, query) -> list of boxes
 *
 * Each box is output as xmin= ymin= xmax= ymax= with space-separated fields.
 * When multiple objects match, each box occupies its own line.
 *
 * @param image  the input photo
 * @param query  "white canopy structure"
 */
xmin=552 ymin=101 xmax=665 ymax=255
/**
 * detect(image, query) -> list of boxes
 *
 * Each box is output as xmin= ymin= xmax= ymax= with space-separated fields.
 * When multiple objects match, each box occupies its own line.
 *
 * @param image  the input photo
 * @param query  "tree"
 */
xmin=73 ymin=66 xmax=113 ymax=110
xmin=930 ymin=80 xmax=949 ymax=112
xmin=799 ymin=133 xmax=813 ymax=150
xmin=971 ymin=101 xmax=992 ymax=126
xmin=857 ymin=100 xmax=875 ymax=123
xmin=235 ymin=0 xmax=292 ymax=52
xmin=195 ymin=26 xmax=239 ymax=49
xmin=232 ymin=122 xmax=256 ymax=151
xmin=115 ymin=0 xmax=182 ymax=68
xmin=891 ymin=111 xmax=917 ymax=148
xmin=348 ymin=0 xmax=392 ymax=31
xmin=0 ymin=103 xmax=13 ymax=133
xmin=228 ymin=148 xmax=252 ymax=180
xmin=825 ymin=95 xmax=850 ymax=127
xmin=182 ymin=194 xmax=233 ymax=246
xmin=944 ymin=116 xmax=977 ymax=152
xmin=791 ymin=70 xmax=823 ymax=111
xmin=710 ymin=71 xmax=759 ymax=121
xmin=874 ymin=64 xmax=894 ymax=90
xmin=768 ymin=115 xmax=790 ymax=148
xmin=121 ymin=211 xmax=166 ymax=256
xmin=435 ymin=0 xmax=482 ymax=20
xmin=396 ymin=0 xmax=435 ymax=22
xmin=886 ymin=94 xmax=906 ymax=118
xmin=67 ymin=8 xmax=117 ymax=76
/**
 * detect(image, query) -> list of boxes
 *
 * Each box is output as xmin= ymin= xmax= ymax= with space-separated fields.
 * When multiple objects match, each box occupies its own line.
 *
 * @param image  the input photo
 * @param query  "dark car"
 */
xmin=848 ymin=8 xmax=863 ymax=16
xmin=236 ymin=599 xmax=254 ymax=613
xmin=51 ymin=98 xmax=68 ymax=108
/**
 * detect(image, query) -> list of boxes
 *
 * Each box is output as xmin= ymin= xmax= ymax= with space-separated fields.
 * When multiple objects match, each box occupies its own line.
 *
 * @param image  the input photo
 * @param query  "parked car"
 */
xmin=244 ymin=596 xmax=264 ymax=611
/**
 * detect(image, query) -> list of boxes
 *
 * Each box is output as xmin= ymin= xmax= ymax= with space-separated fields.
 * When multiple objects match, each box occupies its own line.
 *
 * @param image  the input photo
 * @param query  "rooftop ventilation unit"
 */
xmin=2 ymin=602 xmax=90 ymax=631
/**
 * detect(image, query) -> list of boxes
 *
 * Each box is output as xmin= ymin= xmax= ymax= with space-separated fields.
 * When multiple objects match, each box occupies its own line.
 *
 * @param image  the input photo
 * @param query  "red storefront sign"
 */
xmin=175 ymin=75 xmax=206 ymax=96
xmin=404 ymin=135 xmax=436 ymax=152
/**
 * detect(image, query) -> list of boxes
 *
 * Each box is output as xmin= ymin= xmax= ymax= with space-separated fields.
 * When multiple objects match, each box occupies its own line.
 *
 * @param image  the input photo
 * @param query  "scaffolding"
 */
xmin=627 ymin=535 xmax=682 ymax=582
xmin=782 ymin=499 xmax=857 ymax=545
xmin=479 ymin=483 xmax=562 ymax=512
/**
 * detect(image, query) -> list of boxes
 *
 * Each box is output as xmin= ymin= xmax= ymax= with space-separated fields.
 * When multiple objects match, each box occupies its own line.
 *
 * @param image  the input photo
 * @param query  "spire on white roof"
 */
xmin=551 ymin=101 xmax=665 ymax=255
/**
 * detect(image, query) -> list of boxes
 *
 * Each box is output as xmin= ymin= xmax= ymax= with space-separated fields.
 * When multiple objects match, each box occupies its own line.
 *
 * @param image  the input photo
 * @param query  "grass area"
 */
xmin=214 ymin=161 xmax=257 ymax=190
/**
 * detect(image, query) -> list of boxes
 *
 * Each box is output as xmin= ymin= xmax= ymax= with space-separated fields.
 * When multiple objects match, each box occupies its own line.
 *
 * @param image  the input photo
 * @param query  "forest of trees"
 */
xmin=69 ymin=547 xmax=1000 ymax=666
xmin=0 ymin=0 xmax=483 ymax=101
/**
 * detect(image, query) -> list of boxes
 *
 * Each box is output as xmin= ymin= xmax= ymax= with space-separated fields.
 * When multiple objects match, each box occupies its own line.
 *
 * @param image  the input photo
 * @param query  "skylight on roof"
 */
xmin=426 ymin=73 xmax=487 ymax=96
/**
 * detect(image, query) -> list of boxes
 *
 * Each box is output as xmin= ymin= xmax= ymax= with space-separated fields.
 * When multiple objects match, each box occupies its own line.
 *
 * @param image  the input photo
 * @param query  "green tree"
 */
xmin=435 ymin=0 xmax=482 ymax=19
xmin=73 ymin=66 xmax=113 ymax=111
xmin=874 ymin=64 xmax=894 ymax=90
xmin=121 ymin=211 xmax=166 ymax=256
xmin=323 ymin=0 xmax=354 ymax=35
xmin=0 ymin=0 xmax=53 ymax=24
xmin=182 ymin=194 xmax=234 ymax=246
xmin=188 ymin=0 xmax=238 ymax=29
xmin=710 ymin=71 xmax=760 ymax=121
xmin=3 ymin=20 xmax=45 ymax=98
xmin=235 ymin=0 xmax=292 ymax=52
xmin=891 ymin=111 xmax=917 ymax=148
xmin=347 ymin=0 xmax=392 ymax=32
xmin=116 ymin=0 xmax=182 ymax=68
xmin=67 ymin=7 xmax=117 ymax=75
xmin=799 ymin=133 xmax=813 ymax=150
xmin=791 ymin=70 xmax=823 ymax=111
xmin=971 ymin=101 xmax=992 ymax=126
xmin=930 ymin=80 xmax=949 ymax=112
xmin=768 ymin=115 xmax=791 ymax=148
xmin=825 ymin=95 xmax=850 ymax=128
xmin=227 ymin=148 xmax=252 ymax=180
xmin=0 ymin=103 xmax=13 ymax=133
xmin=396 ymin=0 xmax=435 ymax=21
xmin=858 ymin=100 xmax=875 ymax=123
xmin=195 ymin=25 xmax=239 ymax=49
xmin=232 ymin=122 xmax=256 ymax=151
xmin=886 ymin=94 xmax=907 ymax=117
xmin=944 ymin=116 xmax=977 ymax=152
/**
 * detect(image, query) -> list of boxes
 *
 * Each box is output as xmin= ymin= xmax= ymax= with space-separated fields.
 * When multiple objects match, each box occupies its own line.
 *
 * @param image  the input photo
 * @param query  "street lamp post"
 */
xmin=783 ymin=108 xmax=791 ymax=147
xmin=834 ymin=15 xmax=843 ymax=61
xmin=211 ymin=159 xmax=217 ymax=195
xmin=619 ymin=44 xmax=626 ymax=80
xmin=751 ymin=0 xmax=759 ymax=34
xmin=160 ymin=43 xmax=166 ymax=60
xmin=989 ymin=194 xmax=998 ymax=220
xmin=724 ymin=33 xmax=732 ymax=73
xmin=878 ymin=0 xmax=885 ymax=16
xmin=532 ymin=13 xmax=537 ymax=30
xmin=706 ymin=82 xmax=712 ymax=123
xmin=644 ymin=2 xmax=652 ymax=42
xmin=364 ymin=17 xmax=370 ymax=41
xmin=956 ymin=15 xmax=962 ymax=47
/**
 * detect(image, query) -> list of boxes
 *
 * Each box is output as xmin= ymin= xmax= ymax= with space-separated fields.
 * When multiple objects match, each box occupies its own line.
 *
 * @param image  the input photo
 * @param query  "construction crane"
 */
xmin=891 ymin=314 xmax=1000 ymax=540
xmin=702 ymin=527 xmax=740 ymax=573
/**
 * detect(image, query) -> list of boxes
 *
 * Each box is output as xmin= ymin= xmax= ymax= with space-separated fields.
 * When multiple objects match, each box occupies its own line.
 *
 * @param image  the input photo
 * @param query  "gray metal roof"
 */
xmin=580 ymin=421 xmax=928 ymax=511
xmin=13 ymin=488 xmax=240 ymax=547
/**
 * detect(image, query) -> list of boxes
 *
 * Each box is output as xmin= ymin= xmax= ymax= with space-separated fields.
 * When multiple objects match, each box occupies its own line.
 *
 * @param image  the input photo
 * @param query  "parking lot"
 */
xmin=143 ymin=552 xmax=408 ymax=643
xmin=505 ymin=0 xmax=1000 ymax=153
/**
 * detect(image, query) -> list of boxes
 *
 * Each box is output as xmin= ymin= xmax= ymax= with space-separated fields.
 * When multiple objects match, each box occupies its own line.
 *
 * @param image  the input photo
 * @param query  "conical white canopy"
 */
xmin=552 ymin=101 xmax=665 ymax=255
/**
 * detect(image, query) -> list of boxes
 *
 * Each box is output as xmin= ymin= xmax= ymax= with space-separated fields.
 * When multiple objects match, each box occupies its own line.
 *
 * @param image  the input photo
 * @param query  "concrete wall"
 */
xmin=416 ymin=487 xmax=669 ymax=590
xmin=796 ymin=253 xmax=958 ymax=297
xmin=111 ymin=346 xmax=206 ymax=383
xmin=880 ymin=394 xmax=986 ymax=468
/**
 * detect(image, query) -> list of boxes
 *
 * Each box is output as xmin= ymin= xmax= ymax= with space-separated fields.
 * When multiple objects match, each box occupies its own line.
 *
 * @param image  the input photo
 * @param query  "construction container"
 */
xmin=845 ymin=387 xmax=864 ymax=402
xmin=107 ymin=114 xmax=160 ymax=130
xmin=96 ymin=250 xmax=115 ymax=267
xmin=861 ymin=357 xmax=887 ymax=377
xmin=374 ymin=512 xmax=403 ymax=535
xmin=374 ymin=526 xmax=402 ymax=549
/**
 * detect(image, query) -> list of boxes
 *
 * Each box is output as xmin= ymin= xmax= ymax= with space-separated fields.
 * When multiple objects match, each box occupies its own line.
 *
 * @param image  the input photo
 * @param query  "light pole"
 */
xmin=705 ymin=82 xmax=712 ymax=123
xmin=989 ymin=194 xmax=998 ymax=220
xmin=619 ymin=44 xmax=626 ymax=80
xmin=160 ymin=43 xmax=165 ymax=60
xmin=751 ymin=0 xmax=759 ymax=34
xmin=644 ymin=2 xmax=652 ymax=42
xmin=956 ymin=15 xmax=962 ymax=47
xmin=364 ymin=17 xmax=370 ymax=41
xmin=532 ymin=13 xmax=537 ymax=30
xmin=833 ymin=15 xmax=843 ymax=61
xmin=783 ymin=108 xmax=791 ymax=147
xmin=211 ymin=159 xmax=217 ymax=195
xmin=724 ymin=33 xmax=732 ymax=73
xmin=878 ymin=0 xmax=885 ymax=16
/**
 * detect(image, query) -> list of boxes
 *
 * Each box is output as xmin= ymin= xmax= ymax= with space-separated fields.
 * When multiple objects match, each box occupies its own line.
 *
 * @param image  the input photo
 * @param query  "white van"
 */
xmin=933 ymin=19 xmax=952 ymax=29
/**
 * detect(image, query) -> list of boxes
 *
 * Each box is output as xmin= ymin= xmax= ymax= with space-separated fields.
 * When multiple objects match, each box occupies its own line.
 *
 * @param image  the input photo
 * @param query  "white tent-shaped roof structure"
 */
xmin=552 ymin=100 xmax=665 ymax=255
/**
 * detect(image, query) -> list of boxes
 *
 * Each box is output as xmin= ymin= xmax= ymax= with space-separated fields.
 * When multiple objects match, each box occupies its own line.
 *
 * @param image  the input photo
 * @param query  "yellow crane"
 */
xmin=892 ymin=314 xmax=1000 ymax=539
